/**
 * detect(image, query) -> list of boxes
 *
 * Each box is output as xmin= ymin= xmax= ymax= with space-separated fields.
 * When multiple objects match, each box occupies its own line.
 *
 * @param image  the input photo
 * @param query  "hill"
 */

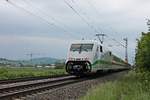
xmin=22 ymin=57 xmax=65 ymax=65
xmin=0 ymin=57 xmax=65 ymax=66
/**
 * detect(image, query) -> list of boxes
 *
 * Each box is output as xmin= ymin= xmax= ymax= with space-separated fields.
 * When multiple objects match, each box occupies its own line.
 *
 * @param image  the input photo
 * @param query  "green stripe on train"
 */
xmin=92 ymin=60 xmax=112 ymax=66
xmin=91 ymin=60 xmax=126 ymax=69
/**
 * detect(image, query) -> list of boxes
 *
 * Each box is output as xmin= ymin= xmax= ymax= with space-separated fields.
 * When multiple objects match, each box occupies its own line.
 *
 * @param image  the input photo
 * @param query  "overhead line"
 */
xmin=64 ymin=0 xmax=99 ymax=33
xmin=67 ymin=0 xmax=125 ymax=47
xmin=22 ymin=0 xmax=78 ymax=37
xmin=23 ymin=0 xmax=80 ymax=38
xmin=6 ymin=0 xmax=55 ymax=26
xmin=69 ymin=0 xmax=106 ymax=39
xmin=84 ymin=0 xmax=126 ymax=47
xmin=6 ymin=0 xmax=78 ymax=38
xmin=106 ymin=35 xmax=125 ymax=48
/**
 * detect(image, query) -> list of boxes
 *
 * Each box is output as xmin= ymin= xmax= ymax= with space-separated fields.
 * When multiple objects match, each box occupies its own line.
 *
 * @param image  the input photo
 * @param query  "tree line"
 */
xmin=135 ymin=32 xmax=150 ymax=71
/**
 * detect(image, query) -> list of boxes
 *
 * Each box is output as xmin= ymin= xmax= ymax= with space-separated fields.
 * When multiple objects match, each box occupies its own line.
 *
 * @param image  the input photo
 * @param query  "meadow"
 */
xmin=81 ymin=70 xmax=150 ymax=100
xmin=0 ymin=67 xmax=66 ymax=80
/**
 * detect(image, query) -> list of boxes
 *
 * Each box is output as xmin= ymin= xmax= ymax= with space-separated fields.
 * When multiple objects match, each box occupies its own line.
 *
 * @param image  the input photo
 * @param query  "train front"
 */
xmin=65 ymin=41 xmax=95 ymax=76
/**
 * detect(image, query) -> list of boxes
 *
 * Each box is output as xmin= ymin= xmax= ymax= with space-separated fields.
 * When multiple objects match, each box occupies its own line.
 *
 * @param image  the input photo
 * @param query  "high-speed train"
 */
xmin=65 ymin=40 xmax=129 ymax=76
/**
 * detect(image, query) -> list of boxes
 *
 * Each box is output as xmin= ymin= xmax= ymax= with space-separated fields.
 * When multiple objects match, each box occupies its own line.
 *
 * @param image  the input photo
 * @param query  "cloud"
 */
xmin=0 ymin=0 xmax=149 ymax=63
xmin=0 ymin=35 xmax=73 ymax=59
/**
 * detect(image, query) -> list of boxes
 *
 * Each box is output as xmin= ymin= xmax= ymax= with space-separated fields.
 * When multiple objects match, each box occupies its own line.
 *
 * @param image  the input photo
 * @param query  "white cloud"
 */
xmin=0 ymin=0 xmax=149 ymax=62
xmin=0 ymin=35 xmax=73 ymax=59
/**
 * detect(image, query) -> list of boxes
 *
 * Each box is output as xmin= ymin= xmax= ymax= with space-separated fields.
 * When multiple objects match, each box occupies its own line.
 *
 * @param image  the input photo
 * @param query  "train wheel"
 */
xmin=85 ymin=62 xmax=91 ymax=72
xmin=66 ymin=62 xmax=73 ymax=73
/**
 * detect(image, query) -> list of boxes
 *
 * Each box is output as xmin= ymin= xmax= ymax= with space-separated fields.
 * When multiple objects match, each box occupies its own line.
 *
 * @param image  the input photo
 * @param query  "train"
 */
xmin=65 ymin=40 xmax=130 ymax=76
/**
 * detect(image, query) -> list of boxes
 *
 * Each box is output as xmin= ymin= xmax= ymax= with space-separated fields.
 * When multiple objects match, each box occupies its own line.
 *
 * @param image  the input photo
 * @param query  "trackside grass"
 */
xmin=0 ymin=67 xmax=66 ymax=80
xmin=81 ymin=70 xmax=150 ymax=100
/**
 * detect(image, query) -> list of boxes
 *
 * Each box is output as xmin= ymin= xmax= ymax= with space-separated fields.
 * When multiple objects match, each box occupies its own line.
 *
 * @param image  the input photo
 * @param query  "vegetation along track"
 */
xmin=0 ymin=69 xmax=128 ymax=100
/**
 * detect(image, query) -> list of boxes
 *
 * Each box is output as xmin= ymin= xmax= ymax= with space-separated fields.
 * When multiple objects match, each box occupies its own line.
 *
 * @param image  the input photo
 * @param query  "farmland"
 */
xmin=0 ymin=67 xmax=66 ymax=80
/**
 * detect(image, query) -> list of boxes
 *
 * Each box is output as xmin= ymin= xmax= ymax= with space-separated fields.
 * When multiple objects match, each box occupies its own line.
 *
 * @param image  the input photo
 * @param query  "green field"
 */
xmin=0 ymin=67 xmax=66 ymax=80
xmin=81 ymin=70 xmax=150 ymax=100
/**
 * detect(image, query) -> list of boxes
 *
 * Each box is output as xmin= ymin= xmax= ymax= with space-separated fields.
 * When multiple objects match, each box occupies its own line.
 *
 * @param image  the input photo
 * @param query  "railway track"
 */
xmin=0 ymin=74 xmax=69 ymax=84
xmin=0 ymin=70 xmax=128 ymax=100
xmin=0 ymin=75 xmax=80 ymax=100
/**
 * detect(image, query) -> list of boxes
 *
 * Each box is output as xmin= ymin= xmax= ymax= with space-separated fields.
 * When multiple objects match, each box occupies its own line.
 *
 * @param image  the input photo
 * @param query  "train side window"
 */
xmin=100 ymin=46 xmax=103 ymax=52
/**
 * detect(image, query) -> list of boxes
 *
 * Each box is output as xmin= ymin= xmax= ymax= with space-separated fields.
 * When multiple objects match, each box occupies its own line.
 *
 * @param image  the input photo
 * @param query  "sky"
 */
xmin=0 ymin=0 xmax=149 ymax=63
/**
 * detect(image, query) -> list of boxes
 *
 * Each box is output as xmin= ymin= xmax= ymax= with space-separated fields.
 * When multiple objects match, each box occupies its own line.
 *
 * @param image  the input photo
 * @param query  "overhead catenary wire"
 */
xmin=85 ymin=0 xmax=105 ymax=33
xmin=69 ymin=0 xmax=125 ymax=48
xmin=6 ymin=0 xmax=126 ymax=48
xmin=64 ymin=0 xmax=100 ymax=34
xmin=6 ymin=0 xmax=78 ymax=38
xmin=6 ymin=0 xmax=55 ymax=26
xmin=86 ymin=0 xmax=102 ymax=18
xmin=84 ymin=0 xmax=126 ymax=47
xmin=71 ymin=0 xmax=125 ymax=47
xmin=71 ymin=0 xmax=120 ymax=44
xmin=106 ymin=35 xmax=125 ymax=48
xmin=22 ymin=0 xmax=80 ymax=38
xmin=70 ymin=0 xmax=104 ymax=34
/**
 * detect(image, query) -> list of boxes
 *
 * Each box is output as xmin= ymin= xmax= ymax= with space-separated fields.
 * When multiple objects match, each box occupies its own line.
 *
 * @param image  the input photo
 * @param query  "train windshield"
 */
xmin=70 ymin=44 xmax=93 ymax=52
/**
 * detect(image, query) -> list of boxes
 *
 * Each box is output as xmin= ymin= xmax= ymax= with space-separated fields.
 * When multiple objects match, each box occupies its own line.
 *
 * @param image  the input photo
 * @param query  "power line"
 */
xmin=70 ymin=0 xmax=94 ymax=24
xmin=71 ymin=0 xmax=127 ymax=51
xmin=6 ymin=0 xmax=78 ymax=38
xmin=22 ymin=0 xmax=79 ymax=38
xmin=86 ymin=0 xmax=103 ymax=18
xmin=106 ymin=35 xmax=125 ymax=48
xmin=6 ymin=0 xmax=55 ymax=26
xmin=69 ymin=0 xmax=124 ymax=48
xmin=7 ymin=0 xmax=126 ymax=50
xmin=72 ymin=0 xmax=105 ymax=34
xmin=64 ymin=0 xmax=99 ymax=33
xmin=84 ymin=0 xmax=125 ymax=47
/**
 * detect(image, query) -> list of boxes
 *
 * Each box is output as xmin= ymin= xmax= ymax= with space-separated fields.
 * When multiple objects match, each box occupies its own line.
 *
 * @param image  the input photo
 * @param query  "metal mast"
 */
xmin=26 ymin=53 xmax=33 ymax=62
xmin=26 ymin=53 xmax=40 ymax=62
xmin=95 ymin=34 xmax=106 ymax=44
xmin=123 ymin=38 xmax=128 ymax=63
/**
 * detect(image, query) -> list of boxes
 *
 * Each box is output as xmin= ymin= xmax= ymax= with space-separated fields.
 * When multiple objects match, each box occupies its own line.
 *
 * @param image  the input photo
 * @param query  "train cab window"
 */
xmin=100 ymin=46 xmax=103 ymax=52
xmin=70 ymin=44 xmax=94 ymax=52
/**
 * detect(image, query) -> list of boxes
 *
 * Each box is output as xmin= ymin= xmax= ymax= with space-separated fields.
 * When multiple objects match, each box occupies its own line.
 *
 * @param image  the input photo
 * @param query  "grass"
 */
xmin=81 ymin=70 xmax=150 ymax=100
xmin=0 ymin=67 xmax=66 ymax=80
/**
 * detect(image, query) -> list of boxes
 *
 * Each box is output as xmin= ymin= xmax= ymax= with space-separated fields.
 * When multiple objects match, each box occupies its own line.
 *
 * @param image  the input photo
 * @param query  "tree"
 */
xmin=135 ymin=32 xmax=150 ymax=71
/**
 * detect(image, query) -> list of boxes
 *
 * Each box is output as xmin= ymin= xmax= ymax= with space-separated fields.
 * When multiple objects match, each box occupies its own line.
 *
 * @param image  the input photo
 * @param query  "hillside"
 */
xmin=22 ymin=57 xmax=65 ymax=65
xmin=0 ymin=57 xmax=65 ymax=66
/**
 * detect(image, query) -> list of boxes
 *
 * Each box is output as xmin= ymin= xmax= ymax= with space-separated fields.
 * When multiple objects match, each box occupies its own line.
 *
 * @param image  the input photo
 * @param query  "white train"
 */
xmin=65 ymin=40 xmax=129 ymax=76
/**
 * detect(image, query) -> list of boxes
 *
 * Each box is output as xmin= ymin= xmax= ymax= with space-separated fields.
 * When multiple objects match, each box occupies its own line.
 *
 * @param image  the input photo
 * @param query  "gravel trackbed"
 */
xmin=22 ymin=71 xmax=128 ymax=100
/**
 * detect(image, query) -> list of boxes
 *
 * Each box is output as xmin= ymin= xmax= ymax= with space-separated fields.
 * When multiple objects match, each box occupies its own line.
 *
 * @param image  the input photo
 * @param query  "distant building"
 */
xmin=45 ymin=64 xmax=56 ymax=68
xmin=36 ymin=65 xmax=43 ymax=68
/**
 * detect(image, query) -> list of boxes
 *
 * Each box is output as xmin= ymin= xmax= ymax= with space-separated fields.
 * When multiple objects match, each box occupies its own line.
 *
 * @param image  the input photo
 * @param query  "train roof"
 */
xmin=70 ymin=40 xmax=101 ymax=45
